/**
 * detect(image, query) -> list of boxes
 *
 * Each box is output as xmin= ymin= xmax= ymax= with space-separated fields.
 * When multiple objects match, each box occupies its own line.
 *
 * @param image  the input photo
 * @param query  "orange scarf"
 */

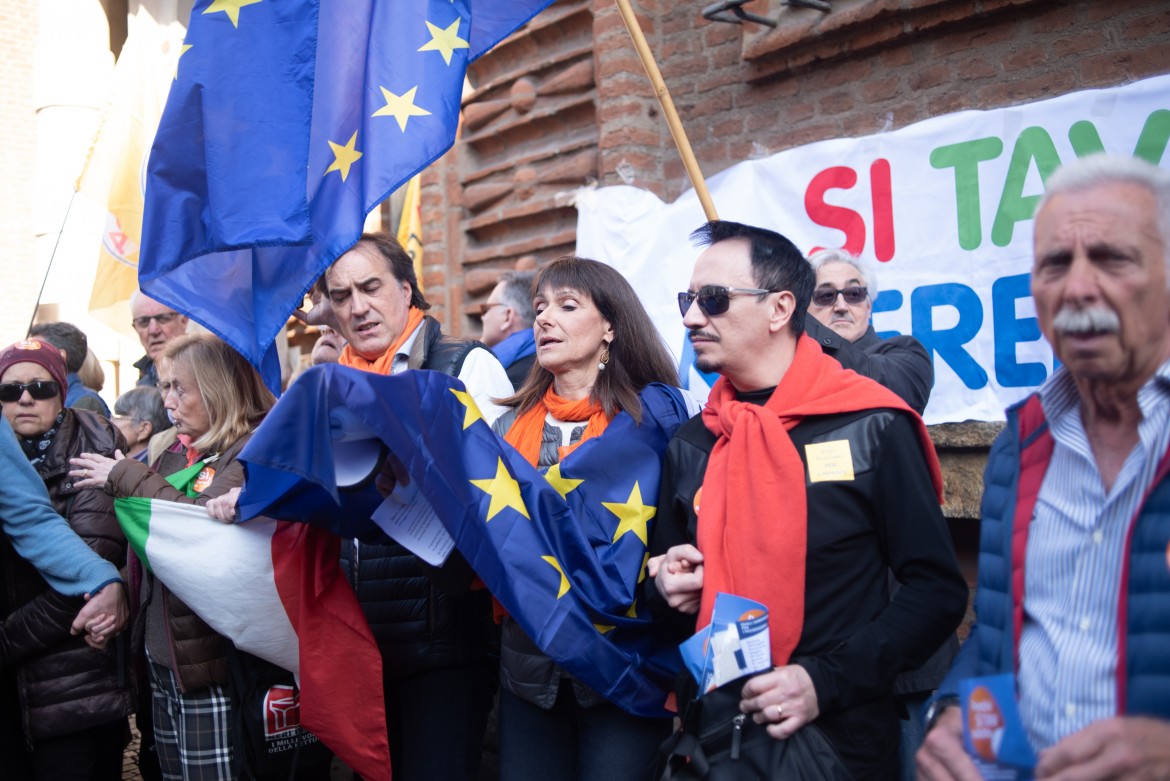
xmin=337 ymin=307 xmax=426 ymax=375
xmin=697 ymin=334 xmax=943 ymax=667
xmin=504 ymin=387 xmax=612 ymax=467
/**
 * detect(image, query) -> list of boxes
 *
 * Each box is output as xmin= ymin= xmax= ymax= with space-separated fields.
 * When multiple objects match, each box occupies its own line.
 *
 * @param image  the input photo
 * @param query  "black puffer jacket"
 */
xmin=0 ymin=408 xmax=134 ymax=741
xmin=340 ymin=317 xmax=498 ymax=678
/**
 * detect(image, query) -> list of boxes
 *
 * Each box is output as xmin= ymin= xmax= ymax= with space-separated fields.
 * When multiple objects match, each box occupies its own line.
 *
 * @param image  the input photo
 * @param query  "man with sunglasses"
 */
xmin=129 ymin=292 xmax=189 ymax=388
xmin=648 ymin=220 xmax=966 ymax=780
xmin=805 ymin=250 xmax=933 ymax=415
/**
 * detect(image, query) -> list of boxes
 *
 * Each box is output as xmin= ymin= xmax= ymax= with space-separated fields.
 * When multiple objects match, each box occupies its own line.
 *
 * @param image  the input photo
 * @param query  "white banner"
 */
xmin=575 ymin=75 xmax=1170 ymax=423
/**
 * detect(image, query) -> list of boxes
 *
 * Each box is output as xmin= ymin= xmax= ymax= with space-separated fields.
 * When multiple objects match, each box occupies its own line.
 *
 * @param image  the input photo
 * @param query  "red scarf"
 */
xmin=337 ymin=307 xmax=426 ymax=375
xmin=697 ymin=334 xmax=943 ymax=667
xmin=504 ymin=388 xmax=612 ymax=467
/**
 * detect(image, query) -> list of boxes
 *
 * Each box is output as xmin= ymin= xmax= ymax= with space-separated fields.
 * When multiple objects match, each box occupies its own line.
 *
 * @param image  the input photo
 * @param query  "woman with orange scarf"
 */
xmin=492 ymin=256 xmax=686 ymax=781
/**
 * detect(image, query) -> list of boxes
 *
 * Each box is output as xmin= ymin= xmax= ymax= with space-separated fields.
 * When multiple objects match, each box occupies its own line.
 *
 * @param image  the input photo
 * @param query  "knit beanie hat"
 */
xmin=0 ymin=340 xmax=69 ymax=403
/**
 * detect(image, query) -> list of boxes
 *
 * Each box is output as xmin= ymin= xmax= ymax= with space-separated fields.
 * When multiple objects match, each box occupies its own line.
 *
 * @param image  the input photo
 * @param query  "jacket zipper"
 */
xmin=730 ymin=713 xmax=744 ymax=760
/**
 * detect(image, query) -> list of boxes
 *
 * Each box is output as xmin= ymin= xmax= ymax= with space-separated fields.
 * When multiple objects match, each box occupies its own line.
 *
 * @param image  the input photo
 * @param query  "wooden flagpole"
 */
xmin=614 ymin=0 xmax=719 ymax=221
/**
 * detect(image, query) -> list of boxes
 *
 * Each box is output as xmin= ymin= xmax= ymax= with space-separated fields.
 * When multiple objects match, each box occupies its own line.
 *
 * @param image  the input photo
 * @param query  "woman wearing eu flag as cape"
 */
xmin=490 ymin=256 xmax=691 ymax=781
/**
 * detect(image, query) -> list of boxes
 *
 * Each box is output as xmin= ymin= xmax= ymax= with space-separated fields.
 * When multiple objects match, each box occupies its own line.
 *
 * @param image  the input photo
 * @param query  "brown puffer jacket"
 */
xmin=109 ymin=432 xmax=252 ymax=692
xmin=0 ymin=408 xmax=134 ymax=741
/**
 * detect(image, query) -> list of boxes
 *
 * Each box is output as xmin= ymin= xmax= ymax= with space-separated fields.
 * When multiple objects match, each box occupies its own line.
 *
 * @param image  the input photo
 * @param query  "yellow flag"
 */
xmin=396 ymin=175 xmax=424 ymax=293
xmin=76 ymin=9 xmax=185 ymax=336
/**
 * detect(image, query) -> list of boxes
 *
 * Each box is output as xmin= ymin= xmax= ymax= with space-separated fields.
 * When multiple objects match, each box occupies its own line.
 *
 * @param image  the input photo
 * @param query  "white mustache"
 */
xmin=1053 ymin=306 xmax=1120 ymax=335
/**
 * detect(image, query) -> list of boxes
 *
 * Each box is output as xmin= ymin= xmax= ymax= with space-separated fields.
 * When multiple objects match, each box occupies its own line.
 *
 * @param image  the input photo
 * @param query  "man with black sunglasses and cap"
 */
xmin=647 ymin=220 xmax=966 ymax=780
xmin=805 ymin=249 xmax=933 ymax=415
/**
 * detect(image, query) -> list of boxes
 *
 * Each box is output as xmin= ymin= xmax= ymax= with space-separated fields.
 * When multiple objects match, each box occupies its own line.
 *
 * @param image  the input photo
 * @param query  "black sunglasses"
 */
xmin=0 ymin=380 xmax=60 ymax=403
xmin=811 ymin=286 xmax=868 ymax=307
xmin=677 ymin=286 xmax=777 ymax=317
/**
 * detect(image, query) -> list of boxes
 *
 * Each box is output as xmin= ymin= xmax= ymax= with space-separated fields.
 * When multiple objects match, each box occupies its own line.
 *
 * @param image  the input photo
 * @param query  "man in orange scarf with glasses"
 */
xmin=648 ymin=221 xmax=967 ymax=780
xmin=321 ymin=232 xmax=514 ymax=781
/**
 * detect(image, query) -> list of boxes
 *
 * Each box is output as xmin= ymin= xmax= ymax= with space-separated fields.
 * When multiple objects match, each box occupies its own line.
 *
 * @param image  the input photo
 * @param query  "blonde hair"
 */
xmin=164 ymin=333 xmax=275 ymax=454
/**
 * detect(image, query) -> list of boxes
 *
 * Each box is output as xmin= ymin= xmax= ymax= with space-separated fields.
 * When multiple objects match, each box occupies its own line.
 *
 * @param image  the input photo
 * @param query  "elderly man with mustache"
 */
xmin=917 ymin=153 xmax=1170 ymax=781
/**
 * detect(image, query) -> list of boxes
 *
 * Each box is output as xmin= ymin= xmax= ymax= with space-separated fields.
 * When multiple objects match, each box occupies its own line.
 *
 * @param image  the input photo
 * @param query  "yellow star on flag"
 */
xmin=637 ymin=551 xmax=650 ymax=584
xmin=417 ymin=18 xmax=470 ymax=66
xmin=202 ymin=0 xmax=261 ymax=28
xmin=470 ymin=458 xmax=530 ymax=522
xmin=175 ymin=44 xmax=193 ymax=80
xmin=324 ymin=131 xmax=363 ymax=182
xmin=604 ymin=482 xmax=656 ymax=546
xmin=372 ymin=86 xmax=431 ymax=132
xmin=450 ymin=388 xmax=483 ymax=430
xmin=545 ymin=463 xmax=583 ymax=499
xmin=593 ymin=622 xmax=615 ymax=634
xmin=541 ymin=555 xmax=571 ymax=599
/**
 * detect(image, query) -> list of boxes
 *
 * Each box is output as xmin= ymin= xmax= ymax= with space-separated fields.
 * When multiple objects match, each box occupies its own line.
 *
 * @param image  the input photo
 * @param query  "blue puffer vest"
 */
xmin=938 ymin=392 xmax=1170 ymax=717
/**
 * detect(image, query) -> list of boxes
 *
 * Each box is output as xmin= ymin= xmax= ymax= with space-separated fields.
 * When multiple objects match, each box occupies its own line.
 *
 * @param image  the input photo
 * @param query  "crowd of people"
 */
xmin=1 ymin=152 xmax=1168 ymax=781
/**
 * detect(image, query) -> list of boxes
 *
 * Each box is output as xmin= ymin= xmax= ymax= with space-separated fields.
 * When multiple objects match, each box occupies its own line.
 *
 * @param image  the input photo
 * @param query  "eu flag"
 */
xmin=238 ymin=365 xmax=698 ymax=717
xmin=139 ymin=0 xmax=554 ymax=390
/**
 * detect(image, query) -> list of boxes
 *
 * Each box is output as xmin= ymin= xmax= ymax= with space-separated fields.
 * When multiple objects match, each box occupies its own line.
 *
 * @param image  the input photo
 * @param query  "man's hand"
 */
xmin=71 ymin=582 xmax=128 ymax=649
xmin=916 ymin=706 xmax=982 ymax=781
xmin=740 ymin=664 xmax=819 ymax=739
xmin=206 ymin=487 xmax=242 ymax=523
xmin=1035 ymin=716 xmax=1170 ymax=780
xmin=653 ymin=544 xmax=704 ymax=613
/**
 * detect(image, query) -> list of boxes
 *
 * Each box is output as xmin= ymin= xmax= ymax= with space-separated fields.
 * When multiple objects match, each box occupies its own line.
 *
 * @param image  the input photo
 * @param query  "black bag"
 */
xmin=658 ymin=677 xmax=851 ymax=780
xmin=228 ymin=647 xmax=334 ymax=781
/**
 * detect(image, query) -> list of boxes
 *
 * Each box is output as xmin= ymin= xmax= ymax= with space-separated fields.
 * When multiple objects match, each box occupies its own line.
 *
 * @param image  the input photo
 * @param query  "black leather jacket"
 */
xmin=647 ymin=401 xmax=967 ymax=780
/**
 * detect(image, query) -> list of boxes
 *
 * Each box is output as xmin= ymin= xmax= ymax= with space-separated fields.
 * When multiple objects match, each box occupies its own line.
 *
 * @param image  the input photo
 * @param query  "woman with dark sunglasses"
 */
xmin=0 ymin=339 xmax=133 ymax=781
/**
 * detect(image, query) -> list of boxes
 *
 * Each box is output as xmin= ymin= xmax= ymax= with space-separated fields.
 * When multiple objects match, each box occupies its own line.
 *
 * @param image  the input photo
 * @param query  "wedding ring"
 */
xmin=775 ymin=704 xmax=783 ymax=719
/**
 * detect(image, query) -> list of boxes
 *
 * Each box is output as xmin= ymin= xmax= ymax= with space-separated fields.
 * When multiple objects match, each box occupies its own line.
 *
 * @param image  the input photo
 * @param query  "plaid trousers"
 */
xmin=149 ymin=660 xmax=236 ymax=781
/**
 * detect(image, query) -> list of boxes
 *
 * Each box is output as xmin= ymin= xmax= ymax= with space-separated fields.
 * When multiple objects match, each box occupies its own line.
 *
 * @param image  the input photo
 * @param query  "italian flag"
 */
xmin=116 ymin=462 xmax=391 ymax=781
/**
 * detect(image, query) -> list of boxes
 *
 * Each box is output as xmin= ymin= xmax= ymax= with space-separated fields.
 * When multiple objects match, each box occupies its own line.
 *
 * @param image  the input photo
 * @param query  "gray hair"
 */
xmin=114 ymin=386 xmax=171 ymax=436
xmin=807 ymin=249 xmax=879 ymax=300
xmin=498 ymin=271 xmax=536 ymax=326
xmin=1036 ymin=154 xmax=1170 ymax=274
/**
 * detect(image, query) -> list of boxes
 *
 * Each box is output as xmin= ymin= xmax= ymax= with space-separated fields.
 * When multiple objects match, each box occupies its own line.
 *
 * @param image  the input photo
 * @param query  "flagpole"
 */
xmin=26 ymin=189 xmax=78 ymax=337
xmin=614 ymin=0 xmax=719 ymax=221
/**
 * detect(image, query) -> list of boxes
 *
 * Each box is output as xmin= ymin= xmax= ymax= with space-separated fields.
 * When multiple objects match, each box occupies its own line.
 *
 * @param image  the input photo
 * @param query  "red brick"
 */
xmin=1122 ymin=9 xmax=1170 ymax=39
xmin=817 ymin=90 xmax=855 ymax=116
xmin=952 ymin=54 xmax=999 ymax=81
xmin=907 ymin=61 xmax=953 ymax=91
xmin=1000 ymin=46 xmax=1048 ymax=73
xmin=1050 ymin=29 xmax=1108 ymax=58
xmin=856 ymin=74 xmax=903 ymax=103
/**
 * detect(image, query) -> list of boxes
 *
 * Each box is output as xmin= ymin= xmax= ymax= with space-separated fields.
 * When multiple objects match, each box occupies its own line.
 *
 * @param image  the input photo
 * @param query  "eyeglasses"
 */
xmin=0 ymin=381 xmax=60 ymax=403
xmin=478 ymin=302 xmax=506 ymax=316
xmin=132 ymin=311 xmax=181 ymax=331
xmin=677 ymin=286 xmax=777 ymax=317
xmin=811 ymin=286 xmax=868 ymax=307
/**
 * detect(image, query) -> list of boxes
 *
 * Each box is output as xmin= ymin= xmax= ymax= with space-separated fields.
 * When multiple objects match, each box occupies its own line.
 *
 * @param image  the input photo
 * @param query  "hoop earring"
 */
xmin=598 ymin=343 xmax=610 ymax=372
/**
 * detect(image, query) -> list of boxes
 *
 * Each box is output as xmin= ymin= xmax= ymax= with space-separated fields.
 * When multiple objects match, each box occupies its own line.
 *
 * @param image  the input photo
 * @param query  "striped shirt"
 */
xmin=1017 ymin=358 xmax=1170 ymax=749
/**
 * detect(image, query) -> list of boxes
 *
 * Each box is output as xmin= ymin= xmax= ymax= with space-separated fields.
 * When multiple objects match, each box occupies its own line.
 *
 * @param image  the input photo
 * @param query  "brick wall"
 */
xmin=432 ymin=0 xmax=1169 ymax=324
xmin=0 ymin=0 xmax=39 ymax=344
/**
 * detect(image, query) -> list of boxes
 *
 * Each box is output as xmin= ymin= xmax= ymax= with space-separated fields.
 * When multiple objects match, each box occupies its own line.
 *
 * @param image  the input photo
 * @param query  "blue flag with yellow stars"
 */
xmin=237 ymin=365 xmax=698 ymax=717
xmin=139 ymin=0 xmax=553 ymax=391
